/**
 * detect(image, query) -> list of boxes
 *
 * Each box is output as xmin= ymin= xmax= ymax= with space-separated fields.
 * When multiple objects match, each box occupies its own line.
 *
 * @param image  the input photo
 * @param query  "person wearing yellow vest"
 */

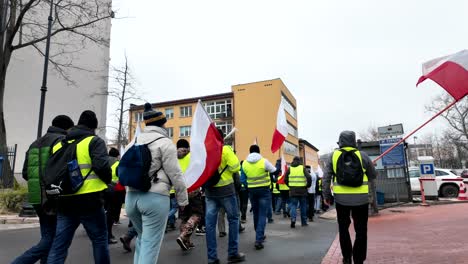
xmin=204 ymin=128 xmax=245 ymax=264
xmin=323 ymin=131 xmax=377 ymax=264
xmin=241 ymin=145 xmax=277 ymax=250
xmin=176 ymin=139 xmax=204 ymax=251
xmin=47 ymin=110 xmax=112 ymax=264
xmin=285 ymin=156 xmax=312 ymax=228
xmin=104 ymin=148 xmax=123 ymax=244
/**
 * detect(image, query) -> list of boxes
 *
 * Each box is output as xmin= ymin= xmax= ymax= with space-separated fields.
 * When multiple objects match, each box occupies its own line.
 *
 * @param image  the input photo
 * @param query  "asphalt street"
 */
xmin=1 ymin=212 xmax=337 ymax=264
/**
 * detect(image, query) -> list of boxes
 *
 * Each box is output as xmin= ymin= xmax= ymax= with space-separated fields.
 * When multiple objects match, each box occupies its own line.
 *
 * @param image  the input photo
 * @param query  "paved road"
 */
xmin=1 ymin=212 xmax=337 ymax=264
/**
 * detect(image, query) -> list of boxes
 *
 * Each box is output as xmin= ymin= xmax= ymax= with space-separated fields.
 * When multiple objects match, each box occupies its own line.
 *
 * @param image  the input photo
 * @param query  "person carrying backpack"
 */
xmin=285 ymin=156 xmax=312 ymax=228
xmin=323 ymin=131 xmax=377 ymax=264
xmin=46 ymin=111 xmax=112 ymax=264
xmin=12 ymin=115 xmax=74 ymax=264
xmin=124 ymin=103 xmax=188 ymax=264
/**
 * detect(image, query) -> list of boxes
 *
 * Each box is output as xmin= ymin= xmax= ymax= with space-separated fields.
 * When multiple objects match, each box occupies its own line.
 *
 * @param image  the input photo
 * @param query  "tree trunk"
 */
xmin=117 ymin=59 xmax=128 ymax=150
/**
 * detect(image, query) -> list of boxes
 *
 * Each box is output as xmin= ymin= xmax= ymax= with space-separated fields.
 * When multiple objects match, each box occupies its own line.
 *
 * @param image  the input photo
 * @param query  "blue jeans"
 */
xmin=126 ymin=191 xmax=169 ymax=264
xmin=47 ymin=207 xmax=109 ymax=264
xmin=274 ymin=196 xmax=283 ymax=214
xmin=12 ymin=206 xmax=56 ymax=264
xmin=167 ymin=196 xmax=178 ymax=226
xmin=290 ymin=196 xmax=308 ymax=225
xmin=205 ymin=194 xmax=239 ymax=262
xmin=249 ymin=187 xmax=270 ymax=243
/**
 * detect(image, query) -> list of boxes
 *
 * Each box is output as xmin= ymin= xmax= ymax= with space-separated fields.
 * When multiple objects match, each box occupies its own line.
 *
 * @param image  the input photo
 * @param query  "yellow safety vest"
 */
xmin=271 ymin=182 xmax=280 ymax=194
xmin=318 ymin=178 xmax=322 ymax=191
xmin=111 ymin=161 xmax=119 ymax=183
xmin=171 ymin=153 xmax=191 ymax=194
xmin=277 ymin=175 xmax=290 ymax=191
xmin=242 ymin=158 xmax=271 ymax=188
xmin=214 ymin=146 xmax=239 ymax=188
xmin=288 ymin=165 xmax=307 ymax=187
xmin=331 ymin=147 xmax=369 ymax=194
xmin=52 ymin=136 xmax=108 ymax=196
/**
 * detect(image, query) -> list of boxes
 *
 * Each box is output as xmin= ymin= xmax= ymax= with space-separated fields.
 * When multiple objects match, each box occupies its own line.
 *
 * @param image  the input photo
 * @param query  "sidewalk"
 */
xmin=321 ymin=203 xmax=468 ymax=264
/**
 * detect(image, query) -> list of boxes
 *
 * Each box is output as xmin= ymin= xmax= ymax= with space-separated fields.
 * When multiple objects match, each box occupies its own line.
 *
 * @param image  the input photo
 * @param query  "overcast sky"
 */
xmin=108 ymin=0 xmax=468 ymax=153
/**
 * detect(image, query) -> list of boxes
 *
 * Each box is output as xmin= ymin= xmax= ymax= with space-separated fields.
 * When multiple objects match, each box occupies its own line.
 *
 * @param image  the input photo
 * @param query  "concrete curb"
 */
xmin=0 ymin=215 xmax=39 ymax=225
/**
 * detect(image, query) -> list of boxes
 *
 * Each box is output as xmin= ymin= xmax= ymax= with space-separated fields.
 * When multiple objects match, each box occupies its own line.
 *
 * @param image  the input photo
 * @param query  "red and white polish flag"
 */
xmin=417 ymin=50 xmax=468 ymax=101
xmin=184 ymin=101 xmax=224 ymax=192
xmin=271 ymin=101 xmax=288 ymax=153
xmin=276 ymin=154 xmax=288 ymax=184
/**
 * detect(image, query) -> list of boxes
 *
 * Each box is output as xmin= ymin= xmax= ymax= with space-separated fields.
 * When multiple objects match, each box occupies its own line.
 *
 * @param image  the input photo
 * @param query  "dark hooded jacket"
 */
xmin=285 ymin=158 xmax=312 ymax=197
xmin=322 ymin=131 xmax=377 ymax=206
xmin=57 ymin=125 xmax=112 ymax=214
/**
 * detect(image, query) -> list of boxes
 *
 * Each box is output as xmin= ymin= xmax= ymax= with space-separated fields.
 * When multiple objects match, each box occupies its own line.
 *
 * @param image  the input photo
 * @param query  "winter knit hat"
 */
xmin=109 ymin=147 xmax=120 ymax=157
xmin=78 ymin=110 xmax=98 ymax=129
xmin=143 ymin=103 xmax=167 ymax=127
xmin=249 ymin=145 xmax=260 ymax=154
xmin=52 ymin=115 xmax=74 ymax=130
xmin=176 ymin=139 xmax=190 ymax=149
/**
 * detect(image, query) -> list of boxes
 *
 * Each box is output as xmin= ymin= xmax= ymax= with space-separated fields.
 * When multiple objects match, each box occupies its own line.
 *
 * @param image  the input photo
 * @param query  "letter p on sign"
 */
xmin=420 ymin=164 xmax=434 ymax=175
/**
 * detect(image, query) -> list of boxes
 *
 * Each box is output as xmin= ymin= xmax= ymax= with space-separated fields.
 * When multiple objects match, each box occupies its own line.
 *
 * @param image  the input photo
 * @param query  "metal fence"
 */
xmin=0 ymin=144 xmax=17 ymax=188
xmin=375 ymin=167 xmax=412 ymax=203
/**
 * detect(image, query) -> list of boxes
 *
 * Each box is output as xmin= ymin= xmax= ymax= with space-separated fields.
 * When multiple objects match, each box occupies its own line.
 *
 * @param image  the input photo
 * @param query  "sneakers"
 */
xmin=308 ymin=217 xmax=314 ymax=222
xmin=254 ymin=242 xmax=264 ymax=250
xmin=268 ymin=218 xmax=274 ymax=224
xmin=239 ymin=225 xmax=245 ymax=233
xmin=227 ymin=253 xmax=246 ymax=263
xmin=176 ymin=237 xmax=189 ymax=251
xmin=290 ymin=222 xmax=296 ymax=228
xmin=302 ymin=223 xmax=309 ymax=227
xmin=195 ymin=227 xmax=206 ymax=236
xmin=219 ymin=231 xmax=227 ymax=237
xmin=240 ymin=219 xmax=247 ymax=224
xmin=120 ymin=236 xmax=132 ymax=252
xmin=108 ymin=236 xmax=118 ymax=244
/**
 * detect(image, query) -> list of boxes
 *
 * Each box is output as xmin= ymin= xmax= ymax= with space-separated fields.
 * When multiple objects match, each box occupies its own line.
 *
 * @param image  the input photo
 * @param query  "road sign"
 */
xmin=379 ymin=138 xmax=406 ymax=166
xmin=378 ymin=124 xmax=404 ymax=138
xmin=420 ymin=164 xmax=434 ymax=175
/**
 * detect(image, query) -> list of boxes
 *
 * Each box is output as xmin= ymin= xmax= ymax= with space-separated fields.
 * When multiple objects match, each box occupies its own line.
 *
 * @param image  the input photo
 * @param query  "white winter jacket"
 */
xmin=127 ymin=126 xmax=188 ymax=206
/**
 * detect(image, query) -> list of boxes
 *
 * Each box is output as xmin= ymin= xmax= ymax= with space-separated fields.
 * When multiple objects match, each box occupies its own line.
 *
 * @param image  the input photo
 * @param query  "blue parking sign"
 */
xmin=420 ymin=164 xmax=434 ymax=175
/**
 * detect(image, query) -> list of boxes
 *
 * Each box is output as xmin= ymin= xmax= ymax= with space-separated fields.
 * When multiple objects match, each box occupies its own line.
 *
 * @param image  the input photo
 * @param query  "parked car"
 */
xmin=460 ymin=169 xmax=468 ymax=178
xmin=409 ymin=168 xmax=465 ymax=198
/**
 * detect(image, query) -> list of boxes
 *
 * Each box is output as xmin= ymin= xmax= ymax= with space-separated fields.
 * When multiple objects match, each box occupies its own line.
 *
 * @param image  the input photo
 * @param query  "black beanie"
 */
xmin=143 ymin=103 xmax=167 ymax=127
xmin=249 ymin=144 xmax=260 ymax=154
xmin=52 ymin=115 xmax=74 ymax=130
xmin=177 ymin=139 xmax=190 ymax=149
xmin=78 ymin=110 xmax=98 ymax=129
xmin=109 ymin=147 xmax=120 ymax=157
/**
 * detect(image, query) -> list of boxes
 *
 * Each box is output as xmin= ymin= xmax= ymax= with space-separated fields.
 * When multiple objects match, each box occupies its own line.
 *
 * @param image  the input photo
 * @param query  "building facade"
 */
xmin=129 ymin=78 xmax=302 ymax=164
xmin=299 ymin=139 xmax=320 ymax=171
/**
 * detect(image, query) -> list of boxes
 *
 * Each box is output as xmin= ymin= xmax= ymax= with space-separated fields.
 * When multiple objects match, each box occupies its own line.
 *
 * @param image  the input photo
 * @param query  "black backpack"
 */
xmin=118 ymin=137 xmax=164 ymax=192
xmin=335 ymin=149 xmax=364 ymax=187
xmin=43 ymin=137 xmax=93 ymax=196
xmin=203 ymin=166 xmax=228 ymax=188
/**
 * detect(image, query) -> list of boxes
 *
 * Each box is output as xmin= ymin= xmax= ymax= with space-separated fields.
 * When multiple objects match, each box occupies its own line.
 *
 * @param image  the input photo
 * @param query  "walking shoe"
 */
xmin=227 ymin=252 xmax=246 ymax=263
xmin=308 ymin=217 xmax=314 ymax=222
xmin=219 ymin=231 xmax=227 ymax=237
xmin=268 ymin=218 xmax=274 ymax=224
xmin=302 ymin=223 xmax=308 ymax=227
xmin=195 ymin=227 xmax=206 ymax=236
xmin=108 ymin=237 xmax=118 ymax=244
xmin=283 ymin=213 xmax=288 ymax=218
xmin=120 ymin=236 xmax=132 ymax=252
xmin=208 ymin=259 xmax=220 ymax=264
xmin=240 ymin=218 xmax=247 ymax=224
xmin=290 ymin=222 xmax=296 ymax=228
xmin=239 ymin=225 xmax=245 ymax=233
xmin=254 ymin=242 xmax=264 ymax=250
xmin=176 ymin=237 xmax=189 ymax=251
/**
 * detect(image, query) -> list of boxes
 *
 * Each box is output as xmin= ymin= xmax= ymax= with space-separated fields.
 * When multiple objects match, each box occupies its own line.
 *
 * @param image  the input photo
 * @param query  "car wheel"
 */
xmin=440 ymin=184 xmax=459 ymax=198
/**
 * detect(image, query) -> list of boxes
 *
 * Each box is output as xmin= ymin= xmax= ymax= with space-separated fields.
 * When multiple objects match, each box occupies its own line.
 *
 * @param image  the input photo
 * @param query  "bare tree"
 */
xmin=426 ymin=93 xmax=468 ymax=153
xmin=108 ymin=54 xmax=141 ymax=149
xmin=0 ymin=0 xmax=113 ymax=151
xmin=358 ymin=125 xmax=379 ymax=141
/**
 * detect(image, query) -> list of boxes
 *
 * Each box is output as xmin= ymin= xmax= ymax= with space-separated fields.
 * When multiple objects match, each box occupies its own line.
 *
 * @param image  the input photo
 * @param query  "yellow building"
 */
xmin=129 ymin=78 xmax=307 ymax=164
xmin=299 ymin=139 xmax=320 ymax=171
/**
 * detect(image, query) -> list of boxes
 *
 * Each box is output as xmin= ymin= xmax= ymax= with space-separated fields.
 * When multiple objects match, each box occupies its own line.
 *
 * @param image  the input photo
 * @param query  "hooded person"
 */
xmin=47 ymin=110 xmax=113 ymax=264
xmin=284 ymin=156 xmax=312 ymax=228
xmin=240 ymin=144 xmax=277 ymax=250
xmin=125 ymin=103 xmax=188 ymax=263
xmin=322 ymin=131 xmax=377 ymax=264
xmin=12 ymin=115 xmax=74 ymax=264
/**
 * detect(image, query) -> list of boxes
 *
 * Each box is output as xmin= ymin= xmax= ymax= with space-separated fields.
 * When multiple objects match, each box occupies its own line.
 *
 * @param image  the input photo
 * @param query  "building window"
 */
xmin=281 ymin=94 xmax=297 ymax=119
xmin=284 ymin=141 xmax=299 ymax=156
xmin=180 ymin=126 xmax=191 ymax=137
xmin=215 ymin=121 xmax=233 ymax=136
xmin=287 ymin=122 xmax=298 ymax=137
xmin=166 ymin=127 xmax=173 ymax=138
xmin=134 ymin=111 xmax=143 ymax=122
xmin=204 ymin=99 xmax=232 ymax=119
xmin=165 ymin=108 xmax=174 ymax=119
xmin=180 ymin=106 xmax=192 ymax=117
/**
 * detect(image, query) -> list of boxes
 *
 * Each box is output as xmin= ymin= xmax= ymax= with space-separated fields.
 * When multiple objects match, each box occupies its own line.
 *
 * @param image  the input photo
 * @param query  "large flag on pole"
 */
xmin=417 ymin=49 xmax=468 ymax=101
xmin=184 ymin=101 xmax=224 ymax=192
xmin=271 ymin=101 xmax=288 ymax=153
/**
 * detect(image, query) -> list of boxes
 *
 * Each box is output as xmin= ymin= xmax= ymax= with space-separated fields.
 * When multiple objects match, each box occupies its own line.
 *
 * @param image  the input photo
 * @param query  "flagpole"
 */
xmin=373 ymin=99 xmax=458 ymax=163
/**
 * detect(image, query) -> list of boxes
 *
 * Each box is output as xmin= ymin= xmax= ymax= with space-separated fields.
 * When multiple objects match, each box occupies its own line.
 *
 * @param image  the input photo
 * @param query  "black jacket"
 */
xmin=285 ymin=160 xmax=312 ymax=197
xmin=58 ymin=125 xmax=112 ymax=214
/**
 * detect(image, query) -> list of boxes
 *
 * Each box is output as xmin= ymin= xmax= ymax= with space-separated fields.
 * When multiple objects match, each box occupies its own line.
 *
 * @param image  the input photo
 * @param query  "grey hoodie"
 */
xmin=323 ymin=131 xmax=377 ymax=206
xmin=243 ymin=153 xmax=277 ymax=188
